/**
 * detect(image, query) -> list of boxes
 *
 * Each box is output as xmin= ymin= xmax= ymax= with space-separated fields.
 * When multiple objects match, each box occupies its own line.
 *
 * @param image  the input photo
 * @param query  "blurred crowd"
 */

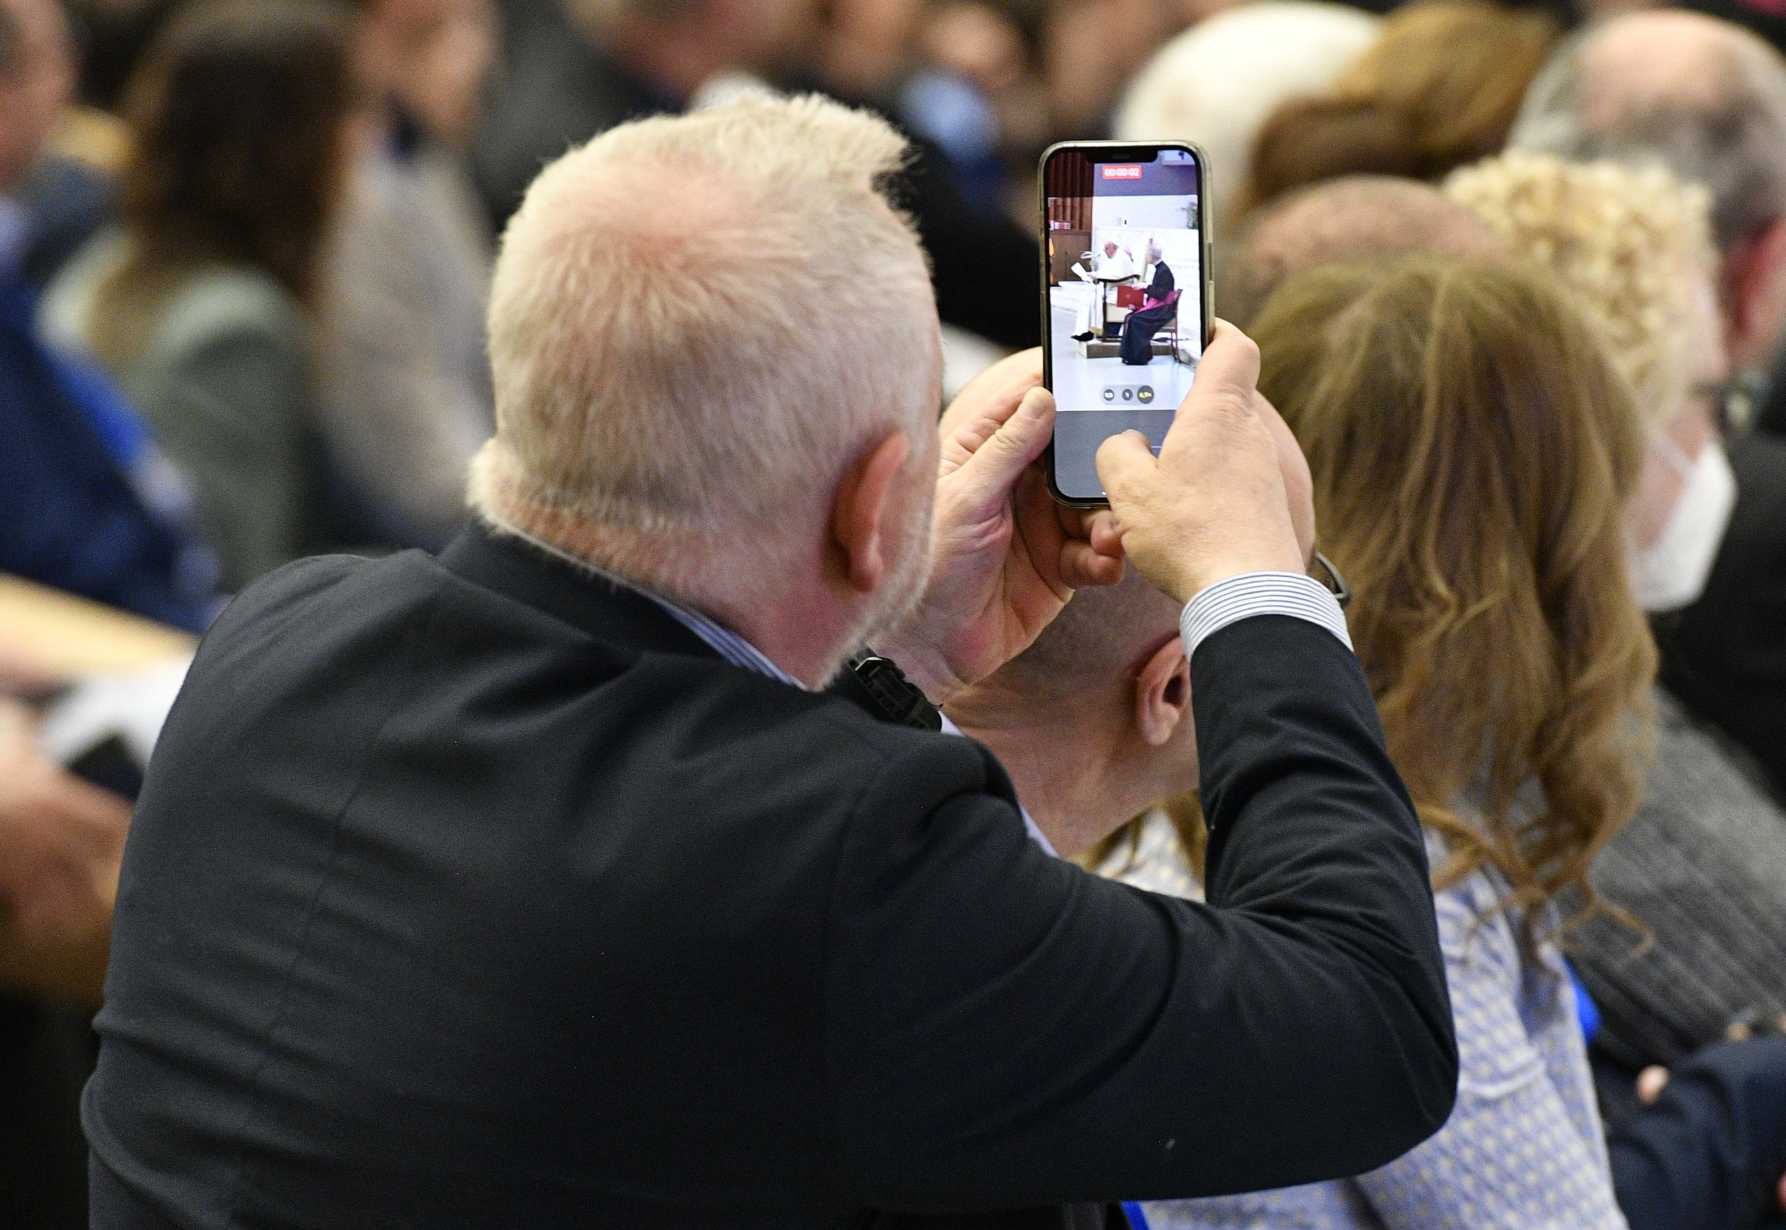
xmin=6 ymin=0 xmax=1786 ymax=1224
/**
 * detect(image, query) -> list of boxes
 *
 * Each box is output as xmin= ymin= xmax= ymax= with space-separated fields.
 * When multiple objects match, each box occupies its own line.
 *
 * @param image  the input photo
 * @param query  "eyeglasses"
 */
xmin=1310 ymin=549 xmax=1351 ymax=610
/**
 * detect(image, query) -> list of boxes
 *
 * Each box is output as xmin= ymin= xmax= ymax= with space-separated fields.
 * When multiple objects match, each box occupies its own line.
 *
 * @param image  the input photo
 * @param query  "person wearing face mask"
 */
xmin=1447 ymin=153 xmax=1786 ymax=1096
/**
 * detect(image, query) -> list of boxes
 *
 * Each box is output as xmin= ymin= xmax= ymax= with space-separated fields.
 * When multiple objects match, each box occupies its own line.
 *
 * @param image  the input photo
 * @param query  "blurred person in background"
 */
xmin=1 ymin=0 xmax=216 ymax=630
xmin=1112 ymin=2 xmax=1380 ymax=230
xmin=895 ymin=0 xmax=1037 ymax=217
xmin=0 ymin=691 xmax=132 ymax=1230
xmin=1214 ymin=174 xmax=1502 ymax=326
xmin=4 ymin=0 xmax=114 ymax=289
xmin=1235 ymin=1 xmax=1557 ymax=215
xmin=1513 ymin=10 xmax=1786 ymax=801
xmin=1040 ymin=0 xmax=1180 ymax=141
xmin=63 ymin=0 xmax=179 ymax=113
xmin=1446 ymin=150 xmax=1786 ymax=1090
xmin=473 ymin=0 xmax=1043 ymax=348
xmin=1514 ymin=11 xmax=1786 ymax=374
xmin=44 ymin=0 xmax=368 ymax=591
xmin=1129 ymin=255 xmax=1786 ymax=1230
xmin=317 ymin=0 xmax=498 ymax=547
xmin=1 ymin=17 xmax=160 ymax=1210
xmin=473 ymin=0 xmax=818 ymax=229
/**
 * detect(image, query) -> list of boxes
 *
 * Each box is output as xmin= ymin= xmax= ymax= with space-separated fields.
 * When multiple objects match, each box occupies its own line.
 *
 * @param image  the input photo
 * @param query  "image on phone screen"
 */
xmin=1043 ymin=145 xmax=1206 ymax=503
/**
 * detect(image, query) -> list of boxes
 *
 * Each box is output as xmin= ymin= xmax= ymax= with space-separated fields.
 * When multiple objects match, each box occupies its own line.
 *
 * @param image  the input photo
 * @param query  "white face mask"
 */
xmin=1630 ymin=435 xmax=1737 ymax=612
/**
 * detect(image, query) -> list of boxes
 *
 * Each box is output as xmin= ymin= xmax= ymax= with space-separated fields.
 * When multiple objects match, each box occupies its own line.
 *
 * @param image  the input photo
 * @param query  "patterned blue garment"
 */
xmin=1110 ymin=819 xmax=1628 ymax=1230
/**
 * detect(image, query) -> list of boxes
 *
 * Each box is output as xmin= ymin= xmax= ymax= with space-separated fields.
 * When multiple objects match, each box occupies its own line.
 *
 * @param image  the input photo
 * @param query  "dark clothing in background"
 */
xmin=88 ymin=523 xmax=1453 ymax=1227
xmin=1569 ymin=687 xmax=1786 ymax=1072
xmin=14 ymin=155 xmax=113 ymax=291
xmin=471 ymin=0 xmax=674 ymax=230
xmin=1607 ymin=1037 xmax=1786 ymax=1230
xmin=1657 ymin=433 xmax=1786 ymax=806
xmin=1 ymin=997 xmax=94 ymax=1230
xmin=470 ymin=0 xmax=1039 ymax=348
xmin=0 ymin=271 xmax=217 ymax=630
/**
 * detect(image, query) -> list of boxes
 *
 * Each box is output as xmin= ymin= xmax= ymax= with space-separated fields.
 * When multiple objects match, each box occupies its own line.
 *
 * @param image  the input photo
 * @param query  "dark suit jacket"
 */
xmin=86 ymin=524 xmax=1455 ymax=1228
xmin=1657 ymin=432 xmax=1786 ymax=805
xmin=1143 ymin=261 xmax=1175 ymax=306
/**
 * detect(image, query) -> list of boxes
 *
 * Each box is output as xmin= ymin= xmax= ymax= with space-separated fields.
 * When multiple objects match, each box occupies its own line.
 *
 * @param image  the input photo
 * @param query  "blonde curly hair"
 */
xmin=1443 ymin=151 xmax=1716 ymax=427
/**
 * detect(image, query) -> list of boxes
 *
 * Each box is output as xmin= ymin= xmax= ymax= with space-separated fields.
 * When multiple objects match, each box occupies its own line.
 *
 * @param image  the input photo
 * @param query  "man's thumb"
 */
xmin=1096 ymin=430 xmax=1155 ymax=503
xmin=961 ymin=386 xmax=1054 ymax=494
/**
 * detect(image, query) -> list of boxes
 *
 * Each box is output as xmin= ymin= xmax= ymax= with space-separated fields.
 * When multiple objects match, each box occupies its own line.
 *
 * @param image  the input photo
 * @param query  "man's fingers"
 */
xmin=939 ymin=349 xmax=1044 ymax=444
xmin=1059 ymin=539 xmax=1124 ymax=589
xmin=958 ymin=386 xmax=1055 ymax=497
xmin=1095 ymin=429 xmax=1156 ymax=502
xmin=1636 ymin=1065 xmax=1670 ymax=1105
xmin=1081 ymin=510 xmax=1125 ymax=558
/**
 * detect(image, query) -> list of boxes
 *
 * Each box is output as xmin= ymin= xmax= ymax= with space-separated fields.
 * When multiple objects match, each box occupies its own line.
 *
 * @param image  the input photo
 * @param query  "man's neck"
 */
xmin=486 ymin=513 xmax=857 ymax=690
xmin=948 ymin=686 xmax=1159 ymax=858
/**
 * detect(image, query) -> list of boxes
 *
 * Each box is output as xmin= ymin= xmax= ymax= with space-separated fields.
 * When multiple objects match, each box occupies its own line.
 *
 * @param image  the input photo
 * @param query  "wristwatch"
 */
xmin=833 ymin=650 xmax=943 ymax=732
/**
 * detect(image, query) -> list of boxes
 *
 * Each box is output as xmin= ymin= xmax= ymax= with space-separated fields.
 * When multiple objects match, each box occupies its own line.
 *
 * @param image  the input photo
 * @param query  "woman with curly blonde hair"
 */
xmin=1133 ymin=255 xmax=1655 ymax=1229
xmin=1443 ymin=152 xmax=1734 ymax=613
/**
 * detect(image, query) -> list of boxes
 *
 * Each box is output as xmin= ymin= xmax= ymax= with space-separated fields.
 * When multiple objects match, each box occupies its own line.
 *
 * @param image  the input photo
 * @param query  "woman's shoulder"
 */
xmin=153 ymin=264 xmax=305 ymax=353
xmin=39 ymin=228 xmax=127 ymax=350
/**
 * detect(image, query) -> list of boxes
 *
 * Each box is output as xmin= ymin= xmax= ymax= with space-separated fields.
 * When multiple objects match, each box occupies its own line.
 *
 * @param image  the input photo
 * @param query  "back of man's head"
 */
xmin=1220 ymin=176 xmax=1503 ymax=328
xmin=470 ymin=94 xmax=939 ymax=601
xmin=1512 ymin=11 xmax=1786 ymax=255
xmin=1113 ymin=2 xmax=1380 ymax=225
xmin=998 ymin=568 xmax=1182 ymax=708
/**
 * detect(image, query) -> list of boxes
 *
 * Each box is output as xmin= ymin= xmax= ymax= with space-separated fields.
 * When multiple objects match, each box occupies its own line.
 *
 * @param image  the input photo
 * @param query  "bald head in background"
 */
xmin=1218 ymin=176 xmax=1503 ymax=329
xmin=945 ymin=362 xmax=1317 ymax=859
xmin=1513 ymin=10 xmax=1786 ymax=366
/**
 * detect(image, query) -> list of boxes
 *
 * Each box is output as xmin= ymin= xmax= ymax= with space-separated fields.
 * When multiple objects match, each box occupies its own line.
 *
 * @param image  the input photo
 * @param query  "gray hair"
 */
xmin=1220 ymin=175 xmax=1502 ymax=328
xmin=470 ymin=94 xmax=940 ymax=600
xmin=1511 ymin=18 xmax=1786 ymax=251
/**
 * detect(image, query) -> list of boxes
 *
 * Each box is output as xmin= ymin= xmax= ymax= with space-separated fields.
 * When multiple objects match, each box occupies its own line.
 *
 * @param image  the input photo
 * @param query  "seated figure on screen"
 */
xmin=1069 ymin=239 xmax=1137 ymax=342
xmin=1119 ymin=240 xmax=1177 ymax=365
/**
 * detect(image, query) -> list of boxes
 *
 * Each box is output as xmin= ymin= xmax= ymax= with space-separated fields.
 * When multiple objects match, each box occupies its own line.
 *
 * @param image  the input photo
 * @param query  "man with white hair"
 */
xmin=1512 ymin=10 xmax=1786 ymax=372
xmin=1069 ymin=238 xmax=1136 ymax=343
xmin=86 ymin=95 xmax=1455 ymax=1229
xmin=1113 ymin=2 xmax=1380 ymax=227
xmin=1511 ymin=9 xmax=1786 ymax=809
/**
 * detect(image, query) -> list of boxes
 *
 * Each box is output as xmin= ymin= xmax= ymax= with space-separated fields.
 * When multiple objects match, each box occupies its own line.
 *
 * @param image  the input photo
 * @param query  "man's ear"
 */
xmin=830 ymin=430 xmax=910 ymax=594
xmin=1134 ymin=638 xmax=1190 ymax=748
xmin=1724 ymin=217 xmax=1786 ymax=368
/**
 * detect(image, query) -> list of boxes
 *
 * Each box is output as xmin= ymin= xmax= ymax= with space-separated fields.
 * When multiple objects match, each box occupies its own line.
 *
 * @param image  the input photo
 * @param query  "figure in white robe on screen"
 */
xmin=1071 ymin=240 xmax=1136 ymax=341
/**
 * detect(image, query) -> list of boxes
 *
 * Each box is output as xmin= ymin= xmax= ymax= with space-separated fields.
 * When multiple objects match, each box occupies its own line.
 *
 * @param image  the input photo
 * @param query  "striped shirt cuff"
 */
xmin=1179 ymin=572 xmax=1353 ymax=657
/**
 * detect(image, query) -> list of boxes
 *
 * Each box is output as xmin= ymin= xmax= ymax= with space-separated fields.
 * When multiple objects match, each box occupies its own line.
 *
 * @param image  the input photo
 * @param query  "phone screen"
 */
xmin=1042 ymin=144 xmax=1207 ymax=503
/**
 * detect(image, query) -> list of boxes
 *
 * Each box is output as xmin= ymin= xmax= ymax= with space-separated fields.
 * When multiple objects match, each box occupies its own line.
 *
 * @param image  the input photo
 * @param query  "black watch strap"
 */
xmin=831 ymin=650 xmax=943 ymax=732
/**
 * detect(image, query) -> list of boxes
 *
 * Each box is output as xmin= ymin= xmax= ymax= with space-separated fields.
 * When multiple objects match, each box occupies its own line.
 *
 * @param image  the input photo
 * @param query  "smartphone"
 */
xmin=1039 ymin=141 xmax=1213 ymax=505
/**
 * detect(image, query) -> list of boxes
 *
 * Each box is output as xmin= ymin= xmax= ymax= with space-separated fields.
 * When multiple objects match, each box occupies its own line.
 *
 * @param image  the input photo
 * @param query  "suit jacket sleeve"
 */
xmin=825 ymin=616 xmax=1456 ymax=1211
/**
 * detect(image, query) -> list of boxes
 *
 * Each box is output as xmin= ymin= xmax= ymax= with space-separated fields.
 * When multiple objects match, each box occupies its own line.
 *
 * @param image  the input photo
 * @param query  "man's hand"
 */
xmin=1097 ymin=321 xmax=1306 ymax=605
xmin=879 ymin=349 xmax=1123 ymax=705
xmin=0 ymin=698 xmax=130 ymax=1005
